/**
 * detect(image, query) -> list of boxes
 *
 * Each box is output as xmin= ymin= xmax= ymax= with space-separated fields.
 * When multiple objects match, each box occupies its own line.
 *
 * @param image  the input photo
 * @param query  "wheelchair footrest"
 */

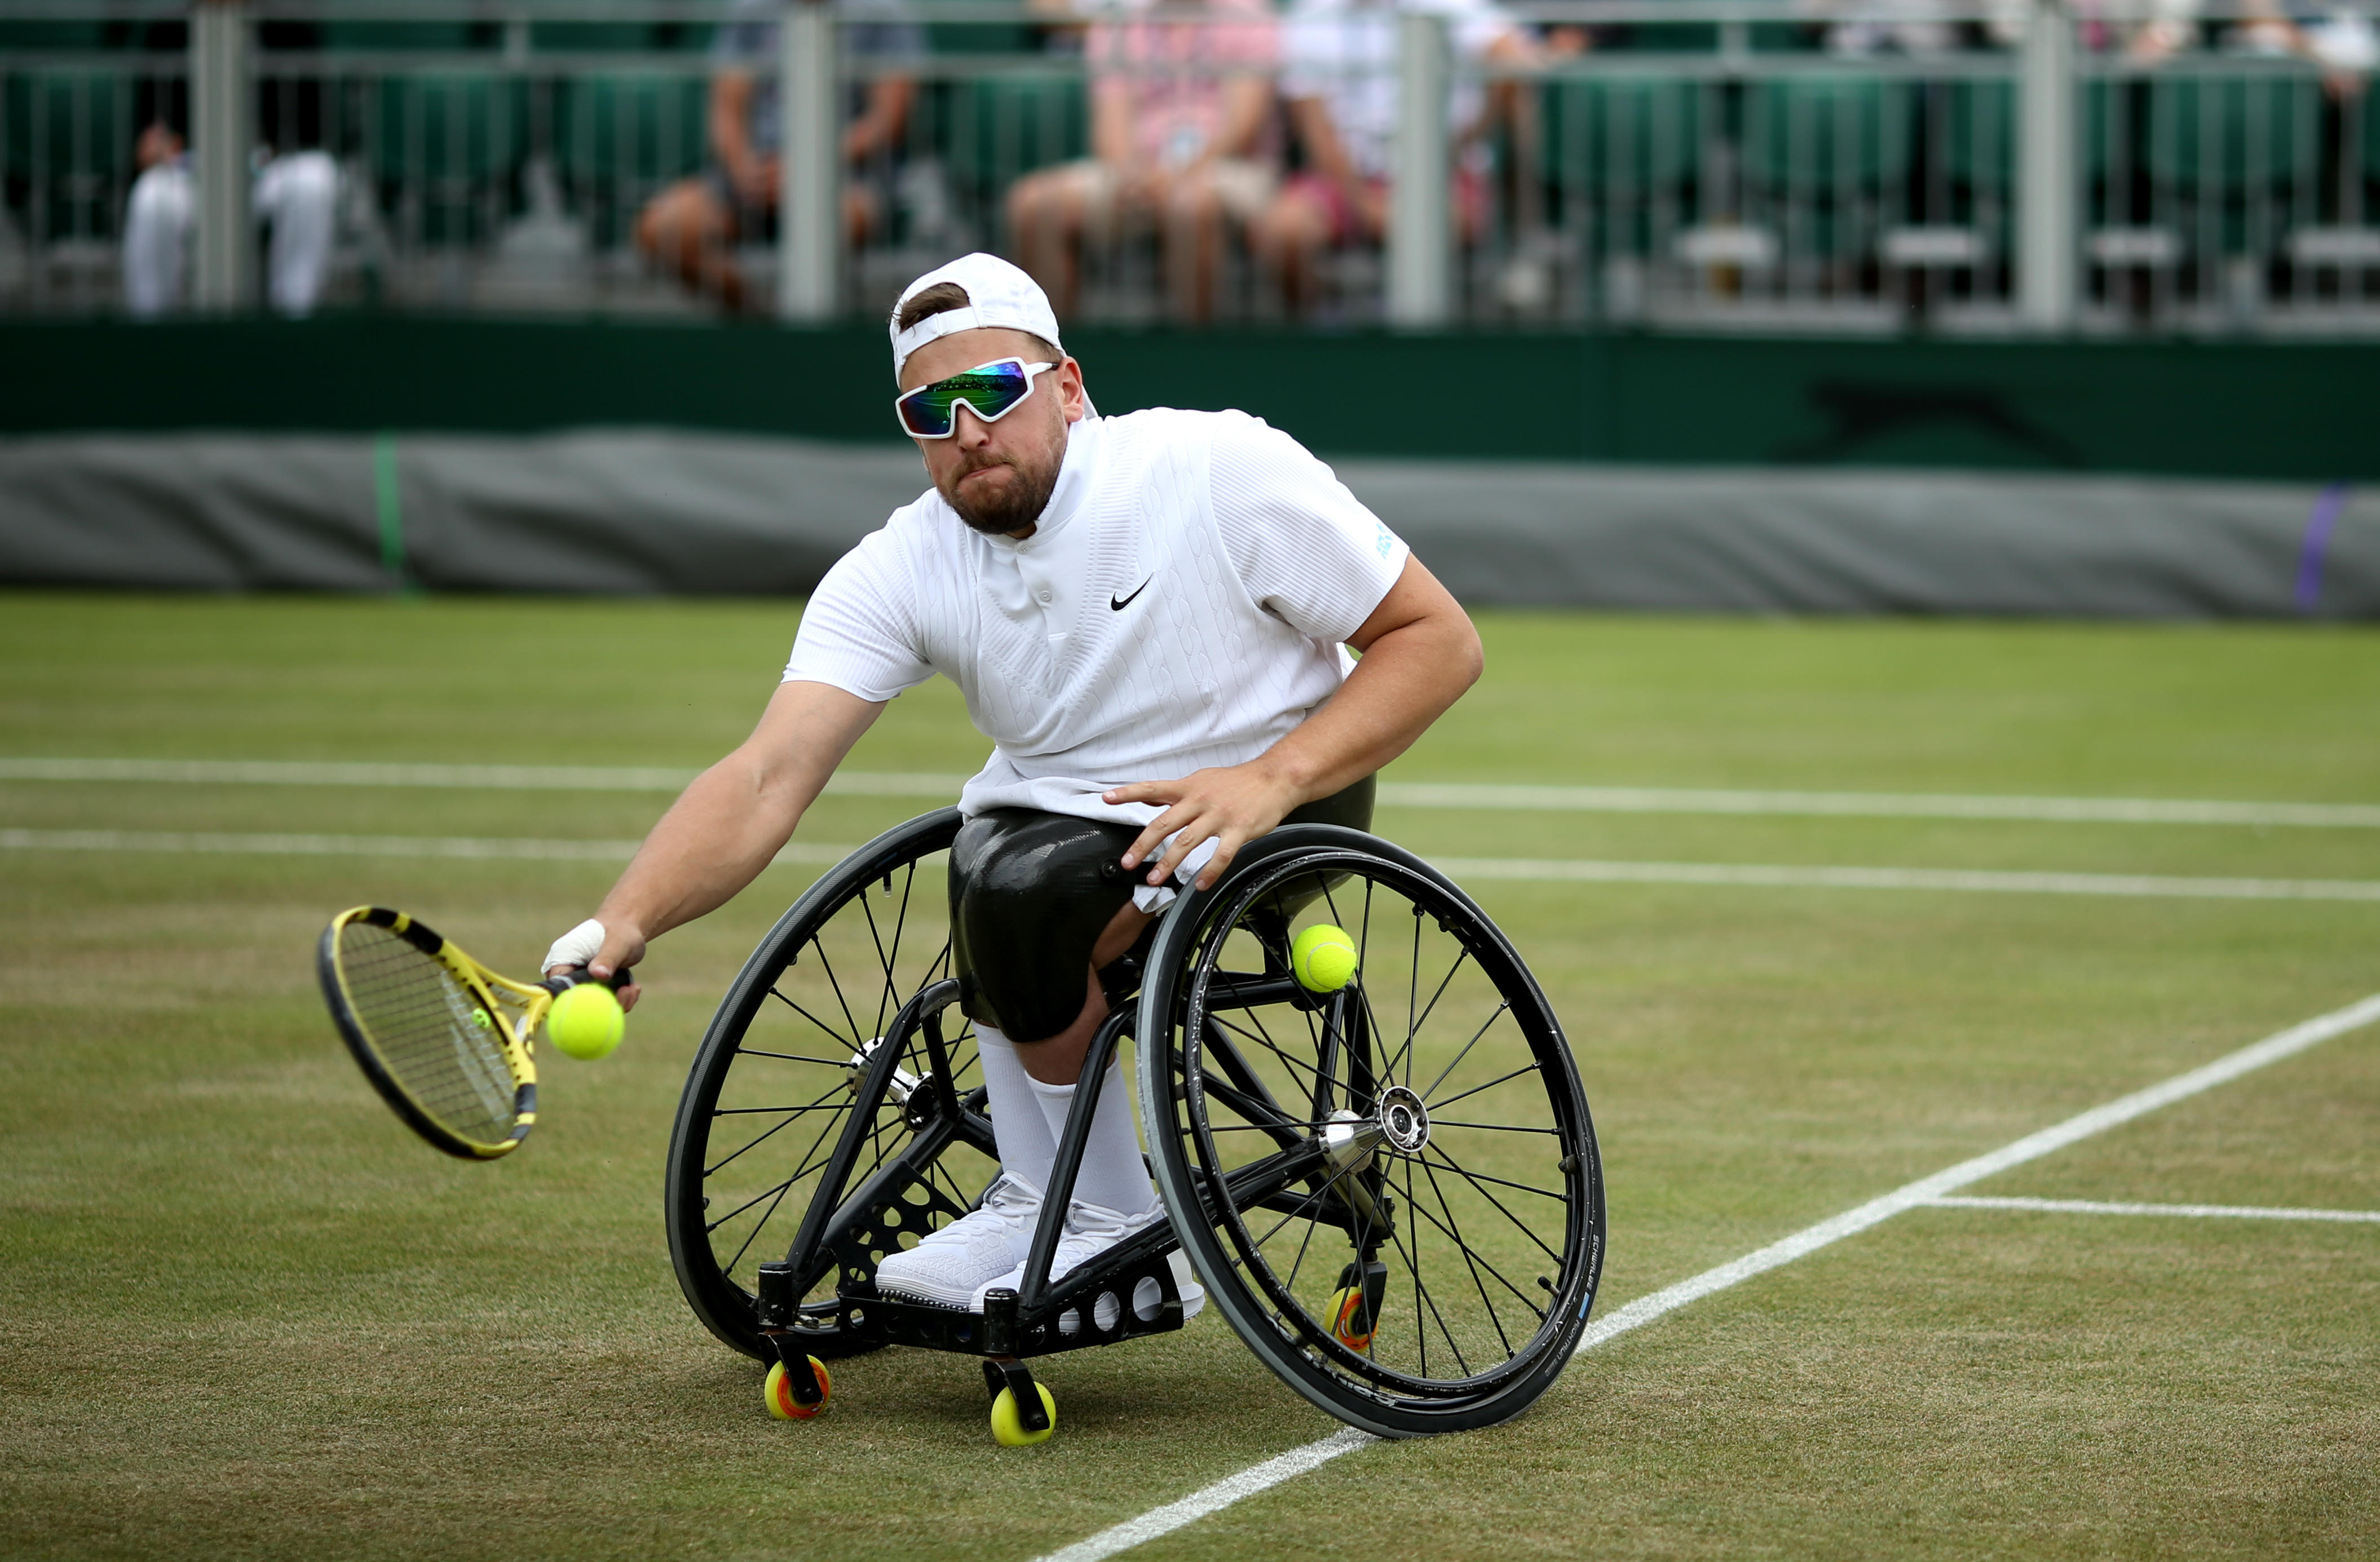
xmin=840 ymin=1247 xmax=1193 ymax=1360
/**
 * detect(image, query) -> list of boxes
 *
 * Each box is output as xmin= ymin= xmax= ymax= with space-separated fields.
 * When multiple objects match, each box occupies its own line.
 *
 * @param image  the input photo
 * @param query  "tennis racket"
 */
xmin=316 ymin=905 xmax=630 ymax=1161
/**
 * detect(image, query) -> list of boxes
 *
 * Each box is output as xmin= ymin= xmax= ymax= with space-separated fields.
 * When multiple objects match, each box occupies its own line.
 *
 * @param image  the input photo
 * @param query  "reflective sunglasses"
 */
xmin=893 ymin=357 xmax=1058 ymax=439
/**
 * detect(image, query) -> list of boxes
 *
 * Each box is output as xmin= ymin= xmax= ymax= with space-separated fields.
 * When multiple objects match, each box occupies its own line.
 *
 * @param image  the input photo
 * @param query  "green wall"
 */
xmin=3 ymin=317 xmax=2373 ymax=481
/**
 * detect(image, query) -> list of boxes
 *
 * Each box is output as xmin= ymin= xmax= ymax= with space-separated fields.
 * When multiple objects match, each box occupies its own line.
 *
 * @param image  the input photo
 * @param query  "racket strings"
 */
xmin=337 ymin=923 xmax=520 ymax=1146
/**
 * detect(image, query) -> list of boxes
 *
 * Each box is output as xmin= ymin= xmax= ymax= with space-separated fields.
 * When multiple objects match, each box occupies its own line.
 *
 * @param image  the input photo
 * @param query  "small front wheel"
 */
xmin=990 ymin=1384 xmax=1057 ymax=1446
xmin=765 ymin=1357 xmax=833 ymax=1420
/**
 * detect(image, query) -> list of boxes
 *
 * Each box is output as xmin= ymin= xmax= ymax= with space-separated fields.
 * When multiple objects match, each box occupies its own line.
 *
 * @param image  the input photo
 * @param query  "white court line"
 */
xmin=0 ymin=828 xmax=856 ymax=866
xmin=0 ymin=756 xmax=956 ymax=798
xmin=1384 ymin=782 xmax=2380 ymax=829
xmin=1928 ymin=1195 xmax=2380 ymax=1223
xmin=1027 ymin=990 xmax=2380 ymax=1562
xmin=7 ymin=829 xmax=2380 ymax=904
xmin=1032 ymin=1431 xmax=1375 ymax=1562
xmin=1433 ymin=857 xmax=2380 ymax=904
xmin=4 ymin=759 xmax=2376 ymax=829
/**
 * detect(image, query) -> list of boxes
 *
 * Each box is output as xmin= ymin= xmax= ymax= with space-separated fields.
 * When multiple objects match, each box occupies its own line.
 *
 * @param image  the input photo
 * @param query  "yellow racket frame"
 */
xmin=319 ymin=905 xmax=558 ymax=1160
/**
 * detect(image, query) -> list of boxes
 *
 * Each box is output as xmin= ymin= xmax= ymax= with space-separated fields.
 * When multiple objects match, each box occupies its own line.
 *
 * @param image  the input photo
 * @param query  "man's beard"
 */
xmin=940 ymin=446 xmax=1062 ymax=537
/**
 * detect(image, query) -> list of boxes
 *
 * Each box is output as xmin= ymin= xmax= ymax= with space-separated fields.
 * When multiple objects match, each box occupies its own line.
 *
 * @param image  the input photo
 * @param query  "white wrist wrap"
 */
xmin=544 ymin=918 xmax=606 ymax=975
xmin=1130 ymin=835 xmax=1221 ymax=916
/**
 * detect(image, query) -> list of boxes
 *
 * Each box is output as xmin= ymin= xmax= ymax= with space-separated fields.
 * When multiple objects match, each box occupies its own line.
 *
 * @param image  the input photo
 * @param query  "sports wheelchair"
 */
xmin=664 ymin=809 xmax=1605 ymax=1441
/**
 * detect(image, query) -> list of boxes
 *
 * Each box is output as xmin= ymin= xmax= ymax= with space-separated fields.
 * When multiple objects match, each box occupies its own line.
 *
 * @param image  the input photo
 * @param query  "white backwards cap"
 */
xmin=890 ymin=252 xmax=1065 ymax=380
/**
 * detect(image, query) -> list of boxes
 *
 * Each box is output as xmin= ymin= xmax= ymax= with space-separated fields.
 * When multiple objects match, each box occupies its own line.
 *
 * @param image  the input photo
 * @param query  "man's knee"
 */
xmin=949 ymin=810 xmax=1139 ymax=1045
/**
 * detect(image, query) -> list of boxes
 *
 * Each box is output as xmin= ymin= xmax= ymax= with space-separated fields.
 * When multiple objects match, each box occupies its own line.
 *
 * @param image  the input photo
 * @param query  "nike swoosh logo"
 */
xmin=1110 ymin=576 xmax=1152 ymax=612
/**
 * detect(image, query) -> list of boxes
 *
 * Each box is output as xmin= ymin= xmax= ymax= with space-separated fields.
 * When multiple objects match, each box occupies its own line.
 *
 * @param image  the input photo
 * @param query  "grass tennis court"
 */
xmin=5 ymin=591 xmax=2377 ymax=1560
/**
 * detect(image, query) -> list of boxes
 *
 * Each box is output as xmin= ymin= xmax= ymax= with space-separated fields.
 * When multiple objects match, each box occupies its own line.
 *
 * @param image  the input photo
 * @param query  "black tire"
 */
xmin=1137 ymin=825 xmax=1604 ymax=1437
xmin=666 ymin=808 xmax=999 ymax=1361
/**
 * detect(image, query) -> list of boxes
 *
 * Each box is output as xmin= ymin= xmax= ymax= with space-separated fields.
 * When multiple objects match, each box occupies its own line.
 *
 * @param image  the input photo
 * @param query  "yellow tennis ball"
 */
xmin=546 ymin=982 xmax=624 ymax=1061
xmin=1291 ymin=923 xmax=1358 ymax=993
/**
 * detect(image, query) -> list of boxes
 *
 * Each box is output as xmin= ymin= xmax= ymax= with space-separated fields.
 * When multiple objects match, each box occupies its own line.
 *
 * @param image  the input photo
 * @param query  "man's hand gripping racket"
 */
xmin=316 ymin=906 xmax=632 ymax=1160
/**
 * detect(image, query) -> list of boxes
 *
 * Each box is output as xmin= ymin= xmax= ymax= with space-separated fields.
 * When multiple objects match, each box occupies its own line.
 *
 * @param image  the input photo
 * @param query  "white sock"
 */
xmin=1028 ymin=1055 xmax=1158 ymax=1218
xmin=973 ymin=1025 xmax=1055 ymax=1196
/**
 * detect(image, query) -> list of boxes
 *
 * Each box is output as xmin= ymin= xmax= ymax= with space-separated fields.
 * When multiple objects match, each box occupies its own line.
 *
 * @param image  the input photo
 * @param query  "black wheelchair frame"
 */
xmin=665 ymin=808 xmax=1605 ymax=1441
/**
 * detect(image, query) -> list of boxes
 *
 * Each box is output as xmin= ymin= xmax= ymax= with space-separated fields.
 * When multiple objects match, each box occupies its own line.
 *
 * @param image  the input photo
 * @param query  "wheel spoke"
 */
xmin=1419 ymin=1144 xmax=1566 ymax=1264
xmin=810 ymin=939 xmax=869 ymax=1056
xmin=1414 ymin=1148 xmax=1567 ymax=1202
xmin=735 ymin=1047 xmax=860 ymax=1067
xmin=1417 ymin=1154 xmax=1516 ymax=1356
xmin=1385 ymin=1158 xmax=1469 ymax=1377
xmin=719 ymin=1171 xmax=808 ymax=1274
xmin=1243 ymin=1148 xmax=1371 ymax=1251
xmin=1399 ymin=1173 xmax=1548 ymax=1324
xmin=1426 ymin=1060 xmax=1540 ymax=1114
xmin=1418 ymin=998 xmax=1512 ymax=1102
xmin=1404 ymin=904 xmax=1421 ymax=1088
xmin=1211 ymin=1011 xmax=1333 ymax=1109
xmin=765 ymin=986 xmax=862 ymax=1051
xmin=881 ymin=859 xmax=920 ymax=1036
xmin=710 ymin=1091 xmax=866 ymax=1240
xmin=705 ymin=1082 xmax=849 ymax=1176
xmin=1390 ymin=944 xmax=1472 ymax=1091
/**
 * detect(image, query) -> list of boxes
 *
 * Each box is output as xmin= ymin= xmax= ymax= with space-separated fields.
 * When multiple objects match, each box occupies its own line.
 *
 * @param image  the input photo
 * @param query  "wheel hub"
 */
xmin=1376 ymin=1085 xmax=1430 ymax=1155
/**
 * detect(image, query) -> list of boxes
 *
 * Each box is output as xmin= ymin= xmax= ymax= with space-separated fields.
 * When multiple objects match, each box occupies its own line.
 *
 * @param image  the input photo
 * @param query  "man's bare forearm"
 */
xmin=1256 ymin=583 xmax=1481 ymax=806
xmin=590 ymin=680 xmax=885 ymax=954
xmin=595 ymin=758 xmax=810 ymax=944
xmin=1107 ymin=556 xmax=1482 ymax=886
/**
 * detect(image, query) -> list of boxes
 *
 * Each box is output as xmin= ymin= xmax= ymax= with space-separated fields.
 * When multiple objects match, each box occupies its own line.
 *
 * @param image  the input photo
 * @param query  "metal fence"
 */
xmin=2 ymin=0 xmax=2374 ymax=331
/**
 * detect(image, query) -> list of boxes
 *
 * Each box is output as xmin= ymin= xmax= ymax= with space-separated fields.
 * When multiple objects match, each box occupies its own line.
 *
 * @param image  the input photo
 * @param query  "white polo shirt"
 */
xmin=784 ymin=408 xmax=1410 ymax=834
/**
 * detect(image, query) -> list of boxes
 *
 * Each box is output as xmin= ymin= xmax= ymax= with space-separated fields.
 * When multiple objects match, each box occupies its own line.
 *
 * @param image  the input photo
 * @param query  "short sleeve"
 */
xmin=781 ymin=526 xmax=937 ymax=701
xmin=1208 ymin=412 xmax=1409 ymax=646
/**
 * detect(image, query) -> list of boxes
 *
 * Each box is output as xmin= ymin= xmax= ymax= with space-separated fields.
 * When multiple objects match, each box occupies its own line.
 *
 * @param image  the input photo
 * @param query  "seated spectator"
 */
xmin=121 ymin=121 xmax=338 ymax=318
xmin=1252 ymin=0 xmax=1528 ymax=317
xmin=637 ymin=0 xmax=921 ymax=313
xmin=1005 ymin=0 xmax=1280 ymax=323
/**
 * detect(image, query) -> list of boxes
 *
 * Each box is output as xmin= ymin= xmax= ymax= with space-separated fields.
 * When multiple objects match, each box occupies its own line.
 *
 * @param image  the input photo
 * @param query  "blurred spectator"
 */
xmin=1005 ymin=0 xmax=1280 ymax=322
xmin=1817 ymin=0 xmax=1960 ymax=58
xmin=2233 ymin=0 xmax=2376 ymax=96
xmin=1253 ymin=0 xmax=1528 ymax=316
xmin=121 ymin=121 xmax=337 ymax=318
xmin=637 ymin=0 xmax=922 ymax=313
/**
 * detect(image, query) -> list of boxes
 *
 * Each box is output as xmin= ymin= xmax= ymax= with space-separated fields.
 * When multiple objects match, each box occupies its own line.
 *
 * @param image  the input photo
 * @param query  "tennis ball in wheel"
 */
xmin=1291 ymin=924 xmax=1358 ymax=993
xmin=546 ymin=983 xmax=624 ymax=1061
xmin=990 ymin=1383 xmax=1057 ymax=1446
xmin=765 ymin=1357 xmax=832 ymax=1420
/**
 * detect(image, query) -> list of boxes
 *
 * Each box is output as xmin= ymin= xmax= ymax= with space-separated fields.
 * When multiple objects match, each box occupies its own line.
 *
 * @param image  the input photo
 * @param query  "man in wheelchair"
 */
xmin=545 ymin=251 xmax=1483 ymax=1321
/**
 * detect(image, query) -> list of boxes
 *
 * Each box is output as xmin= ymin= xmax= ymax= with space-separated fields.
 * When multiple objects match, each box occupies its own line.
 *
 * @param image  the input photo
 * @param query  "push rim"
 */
xmin=666 ymin=808 xmax=996 ymax=1359
xmin=1140 ymin=826 xmax=1604 ymax=1433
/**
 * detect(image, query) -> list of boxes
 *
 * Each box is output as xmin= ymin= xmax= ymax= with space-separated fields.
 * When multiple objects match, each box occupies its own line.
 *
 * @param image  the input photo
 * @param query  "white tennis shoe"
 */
xmin=872 ymin=1172 xmax=1042 ymax=1311
xmin=980 ymin=1198 xmax=1207 ymax=1330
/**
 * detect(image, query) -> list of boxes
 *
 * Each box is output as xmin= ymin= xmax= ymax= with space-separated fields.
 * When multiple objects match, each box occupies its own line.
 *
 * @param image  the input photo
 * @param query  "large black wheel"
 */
xmin=1138 ymin=825 xmax=1604 ymax=1437
xmin=666 ymin=808 xmax=999 ymax=1360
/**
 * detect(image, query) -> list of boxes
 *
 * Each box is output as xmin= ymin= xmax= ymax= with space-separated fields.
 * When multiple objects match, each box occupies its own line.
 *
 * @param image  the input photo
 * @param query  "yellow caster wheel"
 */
xmin=765 ymin=1356 xmax=832 ymax=1420
xmin=990 ymin=1383 xmax=1057 ymax=1446
xmin=1327 ymin=1285 xmax=1376 ymax=1351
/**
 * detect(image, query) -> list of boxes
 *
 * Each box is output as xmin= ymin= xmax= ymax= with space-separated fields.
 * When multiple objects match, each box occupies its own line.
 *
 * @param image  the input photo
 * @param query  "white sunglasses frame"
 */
xmin=893 ymin=357 xmax=1061 ymax=439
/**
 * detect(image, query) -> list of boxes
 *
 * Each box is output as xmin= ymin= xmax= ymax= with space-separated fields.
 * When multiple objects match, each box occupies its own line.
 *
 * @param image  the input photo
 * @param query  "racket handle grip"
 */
xmin=542 ymin=963 xmax=635 ymax=997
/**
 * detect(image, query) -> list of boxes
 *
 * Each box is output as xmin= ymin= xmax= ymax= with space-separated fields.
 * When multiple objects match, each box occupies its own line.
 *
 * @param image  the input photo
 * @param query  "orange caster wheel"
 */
xmin=1327 ymin=1286 xmax=1376 ymax=1351
xmin=765 ymin=1356 xmax=832 ymax=1420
